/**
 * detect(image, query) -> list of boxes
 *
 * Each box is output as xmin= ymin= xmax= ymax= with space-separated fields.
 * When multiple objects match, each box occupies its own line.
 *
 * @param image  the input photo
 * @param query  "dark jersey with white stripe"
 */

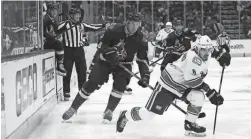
xmin=100 ymin=24 xmax=150 ymax=77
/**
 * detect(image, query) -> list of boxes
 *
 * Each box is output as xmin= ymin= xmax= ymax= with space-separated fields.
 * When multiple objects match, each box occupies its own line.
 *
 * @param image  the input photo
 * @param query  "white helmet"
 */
xmin=166 ymin=22 xmax=172 ymax=26
xmin=195 ymin=35 xmax=212 ymax=50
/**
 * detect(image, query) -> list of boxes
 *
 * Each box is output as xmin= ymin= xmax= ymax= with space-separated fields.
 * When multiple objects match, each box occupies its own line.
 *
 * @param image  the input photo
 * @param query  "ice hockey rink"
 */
xmin=28 ymin=57 xmax=251 ymax=139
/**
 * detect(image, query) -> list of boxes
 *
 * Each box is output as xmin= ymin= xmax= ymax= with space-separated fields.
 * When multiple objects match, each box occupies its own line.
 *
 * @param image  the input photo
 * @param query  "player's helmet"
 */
xmin=194 ymin=35 xmax=213 ymax=51
xmin=166 ymin=22 xmax=172 ymax=27
xmin=69 ymin=8 xmax=81 ymax=15
xmin=46 ymin=2 xmax=59 ymax=11
xmin=126 ymin=12 xmax=141 ymax=21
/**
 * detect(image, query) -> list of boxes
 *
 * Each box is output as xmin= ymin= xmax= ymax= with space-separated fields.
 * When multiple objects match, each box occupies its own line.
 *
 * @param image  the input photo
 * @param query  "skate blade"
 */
xmin=56 ymin=70 xmax=66 ymax=76
xmin=102 ymin=119 xmax=111 ymax=124
xmin=62 ymin=120 xmax=73 ymax=123
xmin=185 ymin=131 xmax=206 ymax=137
xmin=124 ymin=91 xmax=132 ymax=95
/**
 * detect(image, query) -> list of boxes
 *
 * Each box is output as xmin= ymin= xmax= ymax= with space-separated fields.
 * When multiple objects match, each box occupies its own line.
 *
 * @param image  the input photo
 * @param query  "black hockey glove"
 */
xmin=160 ymin=66 xmax=165 ymax=71
xmin=206 ymin=89 xmax=224 ymax=106
xmin=138 ymin=75 xmax=150 ymax=88
xmin=80 ymin=34 xmax=90 ymax=47
xmin=102 ymin=47 xmax=119 ymax=65
xmin=212 ymin=50 xmax=231 ymax=67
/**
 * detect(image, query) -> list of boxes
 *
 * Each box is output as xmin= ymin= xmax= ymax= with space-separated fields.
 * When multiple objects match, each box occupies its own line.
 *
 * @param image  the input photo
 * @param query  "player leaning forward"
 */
xmin=116 ymin=35 xmax=231 ymax=136
xmin=62 ymin=12 xmax=150 ymax=123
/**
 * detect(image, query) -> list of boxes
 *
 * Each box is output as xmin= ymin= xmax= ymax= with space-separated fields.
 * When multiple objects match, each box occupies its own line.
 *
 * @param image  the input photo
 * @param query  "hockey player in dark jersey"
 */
xmin=159 ymin=26 xmax=200 ymax=71
xmin=160 ymin=25 xmax=230 ymax=71
xmin=87 ymin=23 xmax=133 ymax=95
xmin=62 ymin=12 xmax=150 ymax=123
xmin=43 ymin=2 xmax=66 ymax=76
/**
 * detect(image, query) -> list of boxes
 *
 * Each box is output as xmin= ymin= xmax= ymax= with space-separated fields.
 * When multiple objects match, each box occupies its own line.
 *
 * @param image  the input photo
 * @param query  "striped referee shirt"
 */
xmin=216 ymin=34 xmax=230 ymax=46
xmin=57 ymin=20 xmax=104 ymax=47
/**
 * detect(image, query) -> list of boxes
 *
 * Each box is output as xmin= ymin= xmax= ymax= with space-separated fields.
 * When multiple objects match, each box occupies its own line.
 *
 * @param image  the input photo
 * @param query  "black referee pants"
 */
xmin=63 ymin=47 xmax=87 ymax=98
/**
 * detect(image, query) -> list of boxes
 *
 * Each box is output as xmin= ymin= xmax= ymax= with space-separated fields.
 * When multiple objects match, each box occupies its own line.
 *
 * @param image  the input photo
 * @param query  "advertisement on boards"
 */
xmin=1 ymin=51 xmax=56 ymax=137
xmin=1 ymin=77 xmax=6 ymax=139
xmin=15 ymin=63 xmax=37 ymax=117
xmin=42 ymin=56 xmax=55 ymax=97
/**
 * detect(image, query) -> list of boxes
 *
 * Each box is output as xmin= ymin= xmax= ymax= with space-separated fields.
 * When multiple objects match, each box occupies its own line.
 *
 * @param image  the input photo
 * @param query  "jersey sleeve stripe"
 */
xmin=185 ymin=76 xmax=204 ymax=88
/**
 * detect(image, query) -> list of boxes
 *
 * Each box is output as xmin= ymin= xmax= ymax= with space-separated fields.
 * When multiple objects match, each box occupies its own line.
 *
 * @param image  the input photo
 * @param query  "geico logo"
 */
xmin=229 ymin=44 xmax=244 ymax=49
xmin=16 ymin=63 xmax=37 ymax=117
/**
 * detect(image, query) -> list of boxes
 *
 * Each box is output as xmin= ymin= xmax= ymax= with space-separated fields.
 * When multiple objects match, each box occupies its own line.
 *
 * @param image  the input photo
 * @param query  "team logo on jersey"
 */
xmin=192 ymin=69 xmax=196 ymax=75
xmin=192 ymin=57 xmax=202 ymax=66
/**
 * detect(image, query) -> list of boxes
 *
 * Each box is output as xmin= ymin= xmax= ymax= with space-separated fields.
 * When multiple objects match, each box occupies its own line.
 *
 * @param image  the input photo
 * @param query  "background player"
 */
xmin=116 ymin=35 xmax=231 ymax=137
xmin=43 ymin=2 xmax=66 ymax=76
xmin=153 ymin=22 xmax=174 ymax=58
xmin=62 ymin=12 xmax=150 ymax=123
xmin=160 ymin=27 xmax=200 ymax=71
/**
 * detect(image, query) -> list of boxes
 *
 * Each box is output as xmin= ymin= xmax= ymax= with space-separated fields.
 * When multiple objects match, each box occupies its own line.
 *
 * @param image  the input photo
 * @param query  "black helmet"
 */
xmin=69 ymin=8 xmax=81 ymax=15
xmin=46 ymin=2 xmax=59 ymax=11
xmin=126 ymin=12 xmax=141 ymax=21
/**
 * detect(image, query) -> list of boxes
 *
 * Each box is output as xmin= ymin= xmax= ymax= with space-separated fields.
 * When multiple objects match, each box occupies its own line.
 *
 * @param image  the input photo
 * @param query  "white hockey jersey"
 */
xmin=158 ymin=50 xmax=210 ymax=97
xmin=156 ymin=28 xmax=174 ymax=41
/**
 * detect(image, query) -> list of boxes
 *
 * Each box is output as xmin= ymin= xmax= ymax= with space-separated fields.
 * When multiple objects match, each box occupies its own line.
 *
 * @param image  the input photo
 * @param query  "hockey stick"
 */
xmin=133 ymin=46 xmax=176 ymax=76
xmin=133 ymin=56 xmax=165 ymax=76
xmin=213 ymin=66 xmax=225 ymax=135
xmin=119 ymin=63 xmax=205 ymax=118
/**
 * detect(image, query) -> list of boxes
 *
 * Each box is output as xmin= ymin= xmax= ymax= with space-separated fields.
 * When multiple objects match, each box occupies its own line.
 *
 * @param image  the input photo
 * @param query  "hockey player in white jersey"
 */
xmin=150 ymin=22 xmax=174 ymax=72
xmin=154 ymin=22 xmax=174 ymax=58
xmin=116 ymin=35 xmax=231 ymax=137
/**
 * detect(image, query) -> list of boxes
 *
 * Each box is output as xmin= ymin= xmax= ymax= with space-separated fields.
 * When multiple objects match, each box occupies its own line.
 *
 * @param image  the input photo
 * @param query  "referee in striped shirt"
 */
xmin=58 ymin=8 xmax=105 ymax=101
xmin=216 ymin=31 xmax=230 ymax=52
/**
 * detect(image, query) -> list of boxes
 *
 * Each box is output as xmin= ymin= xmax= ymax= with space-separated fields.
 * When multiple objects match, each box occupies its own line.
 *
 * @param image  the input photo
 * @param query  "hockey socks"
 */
xmin=71 ymin=89 xmax=89 ymax=110
xmin=125 ymin=107 xmax=155 ymax=121
xmin=105 ymin=90 xmax=122 ymax=112
xmin=186 ymin=104 xmax=202 ymax=123
xmin=125 ymin=107 xmax=142 ymax=121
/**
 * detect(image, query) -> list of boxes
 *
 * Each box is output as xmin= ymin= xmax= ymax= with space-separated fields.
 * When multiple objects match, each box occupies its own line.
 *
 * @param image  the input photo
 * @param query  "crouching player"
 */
xmin=116 ymin=35 xmax=231 ymax=137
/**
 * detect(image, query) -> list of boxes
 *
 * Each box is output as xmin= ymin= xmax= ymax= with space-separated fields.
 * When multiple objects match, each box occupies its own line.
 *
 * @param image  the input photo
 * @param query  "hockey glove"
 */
xmin=138 ymin=75 xmax=150 ymax=88
xmin=102 ymin=47 xmax=119 ymax=65
xmin=213 ymin=50 xmax=231 ymax=67
xmin=206 ymin=89 xmax=224 ymax=106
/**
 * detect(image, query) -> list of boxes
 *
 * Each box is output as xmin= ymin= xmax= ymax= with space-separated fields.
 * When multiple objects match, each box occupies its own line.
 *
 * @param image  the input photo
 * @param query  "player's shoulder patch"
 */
xmin=192 ymin=56 xmax=202 ymax=66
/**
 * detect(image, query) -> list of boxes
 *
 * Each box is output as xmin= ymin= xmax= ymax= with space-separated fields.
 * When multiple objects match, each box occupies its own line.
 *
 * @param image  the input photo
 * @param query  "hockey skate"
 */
xmin=102 ymin=109 xmax=113 ymax=124
xmin=64 ymin=97 xmax=70 ymax=101
xmin=63 ymin=92 xmax=70 ymax=101
xmin=124 ymin=86 xmax=132 ymax=95
xmin=62 ymin=107 xmax=77 ymax=121
xmin=184 ymin=120 xmax=206 ymax=137
xmin=57 ymin=63 xmax=67 ymax=76
xmin=116 ymin=110 xmax=128 ymax=133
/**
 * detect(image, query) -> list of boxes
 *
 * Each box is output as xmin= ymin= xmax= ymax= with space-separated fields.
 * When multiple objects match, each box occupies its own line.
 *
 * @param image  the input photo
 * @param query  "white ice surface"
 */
xmin=28 ymin=57 xmax=251 ymax=139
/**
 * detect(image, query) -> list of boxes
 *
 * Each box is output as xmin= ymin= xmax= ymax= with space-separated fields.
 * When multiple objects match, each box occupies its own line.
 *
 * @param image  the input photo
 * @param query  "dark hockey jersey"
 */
xmin=160 ymin=28 xmax=199 ymax=69
xmin=43 ymin=14 xmax=58 ymax=41
xmin=100 ymin=24 xmax=150 ymax=77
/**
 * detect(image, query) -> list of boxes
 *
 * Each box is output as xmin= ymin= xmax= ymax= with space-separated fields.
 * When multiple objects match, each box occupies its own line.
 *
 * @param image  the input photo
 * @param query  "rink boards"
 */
xmin=1 ymin=50 xmax=60 ymax=139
